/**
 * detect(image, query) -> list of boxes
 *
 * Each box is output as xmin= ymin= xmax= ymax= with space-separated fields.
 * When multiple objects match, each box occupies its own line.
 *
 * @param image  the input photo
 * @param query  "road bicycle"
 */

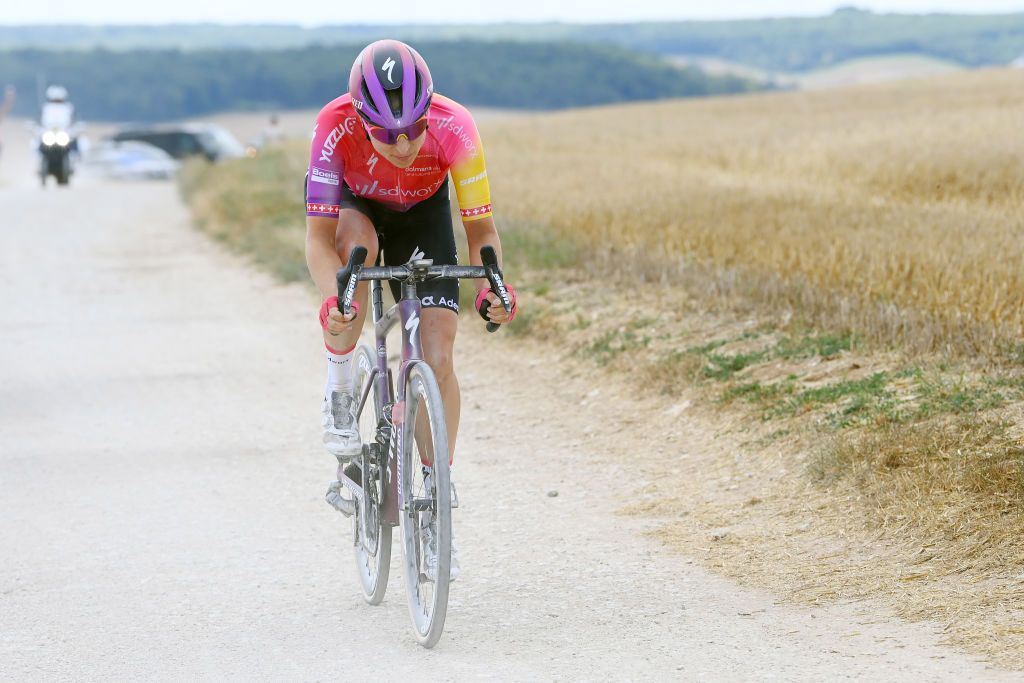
xmin=325 ymin=244 xmax=512 ymax=648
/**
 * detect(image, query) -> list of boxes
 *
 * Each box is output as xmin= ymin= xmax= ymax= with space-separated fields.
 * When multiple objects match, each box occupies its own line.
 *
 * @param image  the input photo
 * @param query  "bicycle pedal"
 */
xmin=325 ymin=481 xmax=355 ymax=517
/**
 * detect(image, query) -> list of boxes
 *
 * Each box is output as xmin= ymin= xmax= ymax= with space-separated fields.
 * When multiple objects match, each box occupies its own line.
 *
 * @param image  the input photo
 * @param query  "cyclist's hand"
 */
xmin=476 ymin=285 xmax=518 ymax=325
xmin=319 ymin=295 xmax=360 ymax=336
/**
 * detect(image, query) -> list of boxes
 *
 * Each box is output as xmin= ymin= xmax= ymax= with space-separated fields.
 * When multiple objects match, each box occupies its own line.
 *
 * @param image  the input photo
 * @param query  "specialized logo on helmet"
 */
xmin=382 ymin=57 xmax=396 ymax=84
xmin=372 ymin=47 xmax=405 ymax=92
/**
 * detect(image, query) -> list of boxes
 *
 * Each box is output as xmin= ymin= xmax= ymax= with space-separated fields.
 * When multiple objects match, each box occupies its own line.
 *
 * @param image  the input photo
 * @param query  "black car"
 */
xmin=111 ymin=124 xmax=245 ymax=162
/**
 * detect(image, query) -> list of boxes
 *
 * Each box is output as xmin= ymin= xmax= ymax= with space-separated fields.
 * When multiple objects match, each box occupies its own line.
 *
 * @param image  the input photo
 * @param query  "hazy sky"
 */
xmin=2 ymin=0 xmax=1023 ymax=25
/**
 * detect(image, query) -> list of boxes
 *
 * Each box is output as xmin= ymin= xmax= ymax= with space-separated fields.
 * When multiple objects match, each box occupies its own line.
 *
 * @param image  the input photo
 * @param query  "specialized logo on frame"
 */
xmin=405 ymin=313 xmax=420 ymax=336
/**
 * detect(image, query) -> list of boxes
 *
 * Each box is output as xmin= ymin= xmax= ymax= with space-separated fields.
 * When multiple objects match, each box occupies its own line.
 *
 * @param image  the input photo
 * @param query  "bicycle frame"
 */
xmin=334 ymin=245 xmax=510 ymax=647
xmin=359 ymin=275 xmax=426 ymax=527
xmin=340 ymin=247 xmax=510 ymax=528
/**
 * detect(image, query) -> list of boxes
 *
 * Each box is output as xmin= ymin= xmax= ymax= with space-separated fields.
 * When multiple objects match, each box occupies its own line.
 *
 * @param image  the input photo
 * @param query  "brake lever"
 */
xmin=480 ymin=245 xmax=511 ymax=334
xmin=336 ymin=246 xmax=368 ymax=317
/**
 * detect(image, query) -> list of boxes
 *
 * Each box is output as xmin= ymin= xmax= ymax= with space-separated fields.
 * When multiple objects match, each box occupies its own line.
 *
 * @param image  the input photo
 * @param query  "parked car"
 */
xmin=110 ymin=123 xmax=245 ymax=162
xmin=85 ymin=140 xmax=180 ymax=179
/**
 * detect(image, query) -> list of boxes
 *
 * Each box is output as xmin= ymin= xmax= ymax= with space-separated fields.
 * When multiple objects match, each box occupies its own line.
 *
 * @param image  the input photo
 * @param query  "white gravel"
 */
xmin=0 ymin=122 xmax=1018 ymax=681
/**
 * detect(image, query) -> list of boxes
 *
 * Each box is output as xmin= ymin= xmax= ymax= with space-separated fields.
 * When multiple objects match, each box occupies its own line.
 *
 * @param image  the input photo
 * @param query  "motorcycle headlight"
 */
xmin=55 ymin=131 xmax=71 ymax=147
xmin=42 ymin=131 xmax=56 ymax=146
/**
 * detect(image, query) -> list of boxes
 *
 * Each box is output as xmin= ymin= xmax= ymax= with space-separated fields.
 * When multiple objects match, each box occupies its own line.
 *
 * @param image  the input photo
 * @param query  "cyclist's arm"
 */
xmin=462 ymin=215 xmax=503 ymax=297
xmin=306 ymin=216 xmax=343 ymax=300
xmin=305 ymin=108 xmax=347 ymax=300
xmin=448 ymin=122 xmax=497 ymax=297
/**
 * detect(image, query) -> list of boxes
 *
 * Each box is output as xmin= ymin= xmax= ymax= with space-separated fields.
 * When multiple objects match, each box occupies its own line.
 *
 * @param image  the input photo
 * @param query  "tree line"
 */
xmin=0 ymin=41 xmax=761 ymax=122
xmin=2 ymin=9 xmax=1024 ymax=71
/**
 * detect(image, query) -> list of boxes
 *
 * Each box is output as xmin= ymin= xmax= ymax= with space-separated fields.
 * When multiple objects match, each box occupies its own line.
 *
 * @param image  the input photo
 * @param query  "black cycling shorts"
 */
xmin=306 ymin=176 xmax=460 ymax=315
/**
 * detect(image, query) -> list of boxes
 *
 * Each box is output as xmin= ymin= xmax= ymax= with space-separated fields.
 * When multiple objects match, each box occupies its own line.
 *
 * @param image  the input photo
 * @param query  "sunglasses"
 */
xmin=362 ymin=117 xmax=429 ymax=145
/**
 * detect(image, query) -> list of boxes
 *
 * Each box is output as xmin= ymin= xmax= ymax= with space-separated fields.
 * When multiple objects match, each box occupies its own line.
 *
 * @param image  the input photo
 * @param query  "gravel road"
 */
xmin=0 ymin=123 xmax=1016 ymax=680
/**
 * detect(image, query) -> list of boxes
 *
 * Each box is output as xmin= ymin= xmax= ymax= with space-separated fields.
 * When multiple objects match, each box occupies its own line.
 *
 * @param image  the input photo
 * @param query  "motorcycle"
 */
xmin=30 ymin=122 xmax=82 ymax=187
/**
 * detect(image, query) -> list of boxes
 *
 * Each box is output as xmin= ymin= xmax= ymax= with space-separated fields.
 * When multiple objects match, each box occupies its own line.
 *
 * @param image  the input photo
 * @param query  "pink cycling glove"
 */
xmin=319 ymin=296 xmax=360 ymax=330
xmin=475 ymin=284 xmax=518 ymax=323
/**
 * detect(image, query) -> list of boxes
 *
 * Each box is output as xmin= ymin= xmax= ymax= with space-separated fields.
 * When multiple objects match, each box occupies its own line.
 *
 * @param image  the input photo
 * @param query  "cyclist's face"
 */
xmin=367 ymin=127 xmax=426 ymax=169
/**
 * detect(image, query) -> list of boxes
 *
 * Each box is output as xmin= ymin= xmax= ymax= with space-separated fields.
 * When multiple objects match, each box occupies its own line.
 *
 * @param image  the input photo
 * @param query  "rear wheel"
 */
xmin=351 ymin=345 xmax=391 ymax=605
xmin=399 ymin=362 xmax=451 ymax=648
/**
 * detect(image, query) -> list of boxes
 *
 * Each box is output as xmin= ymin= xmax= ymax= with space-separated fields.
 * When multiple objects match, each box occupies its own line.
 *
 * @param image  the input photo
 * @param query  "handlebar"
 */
xmin=336 ymin=245 xmax=512 ymax=333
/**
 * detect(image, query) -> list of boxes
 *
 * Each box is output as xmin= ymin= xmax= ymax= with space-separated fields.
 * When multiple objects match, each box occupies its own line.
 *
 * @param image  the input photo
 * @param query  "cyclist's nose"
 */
xmin=394 ymin=135 xmax=412 ymax=155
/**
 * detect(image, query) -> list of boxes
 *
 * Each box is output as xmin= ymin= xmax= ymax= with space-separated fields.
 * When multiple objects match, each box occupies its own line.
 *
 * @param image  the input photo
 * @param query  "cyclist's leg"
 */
xmin=420 ymin=308 xmax=460 ymax=462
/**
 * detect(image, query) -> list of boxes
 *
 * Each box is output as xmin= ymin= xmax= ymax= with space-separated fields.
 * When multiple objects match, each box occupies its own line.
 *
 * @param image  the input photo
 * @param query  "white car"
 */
xmin=86 ymin=140 xmax=181 ymax=179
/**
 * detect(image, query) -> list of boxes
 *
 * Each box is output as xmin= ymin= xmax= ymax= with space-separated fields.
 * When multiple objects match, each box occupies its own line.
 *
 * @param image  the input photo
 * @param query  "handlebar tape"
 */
xmin=480 ymin=245 xmax=513 ymax=334
xmin=336 ymin=246 xmax=368 ymax=316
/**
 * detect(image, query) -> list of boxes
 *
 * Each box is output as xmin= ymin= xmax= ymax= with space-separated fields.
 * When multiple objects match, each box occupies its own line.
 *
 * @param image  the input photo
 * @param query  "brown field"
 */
xmin=484 ymin=69 xmax=1024 ymax=358
xmin=180 ymin=70 xmax=1024 ymax=667
xmin=477 ymin=72 xmax=1024 ymax=667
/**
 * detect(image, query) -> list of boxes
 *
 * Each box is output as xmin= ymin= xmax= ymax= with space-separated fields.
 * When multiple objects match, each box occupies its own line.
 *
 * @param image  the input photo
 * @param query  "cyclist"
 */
xmin=304 ymin=40 xmax=518 ymax=579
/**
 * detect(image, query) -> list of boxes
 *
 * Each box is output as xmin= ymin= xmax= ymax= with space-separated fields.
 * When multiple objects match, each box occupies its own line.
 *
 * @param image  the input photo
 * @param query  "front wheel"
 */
xmin=399 ymin=362 xmax=452 ymax=648
xmin=351 ymin=345 xmax=391 ymax=605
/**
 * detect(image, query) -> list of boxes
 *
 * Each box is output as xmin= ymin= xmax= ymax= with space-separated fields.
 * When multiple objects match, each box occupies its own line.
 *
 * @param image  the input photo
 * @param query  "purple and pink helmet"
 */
xmin=350 ymin=40 xmax=433 ymax=144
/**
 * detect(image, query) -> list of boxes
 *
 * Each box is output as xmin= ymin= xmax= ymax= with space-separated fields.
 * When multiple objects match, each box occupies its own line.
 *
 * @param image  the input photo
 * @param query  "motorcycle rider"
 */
xmin=42 ymin=85 xmax=72 ymax=128
xmin=41 ymin=85 xmax=77 ymax=152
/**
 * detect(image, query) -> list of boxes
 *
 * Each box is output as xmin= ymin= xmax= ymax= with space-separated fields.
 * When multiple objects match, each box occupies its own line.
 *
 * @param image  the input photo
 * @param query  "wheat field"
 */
xmin=482 ymin=70 xmax=1024 ymax=357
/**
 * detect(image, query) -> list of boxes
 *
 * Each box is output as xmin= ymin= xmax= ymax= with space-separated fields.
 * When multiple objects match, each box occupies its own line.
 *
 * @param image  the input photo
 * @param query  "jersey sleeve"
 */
xmin=306 ymin=108 xmax=345 ymax=218
xmin=445 ymin=109 xmax=493 ymax=222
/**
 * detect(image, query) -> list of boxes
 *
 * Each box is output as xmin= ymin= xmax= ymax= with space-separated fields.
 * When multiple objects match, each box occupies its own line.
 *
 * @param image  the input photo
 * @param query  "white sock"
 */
xmin=325 ymin=345 xmax=355 ymax=399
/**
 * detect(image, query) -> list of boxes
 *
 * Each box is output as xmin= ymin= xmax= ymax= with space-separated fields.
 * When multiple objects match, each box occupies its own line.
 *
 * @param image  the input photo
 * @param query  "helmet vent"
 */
xmin=386 ymin=89 xmax=402 ymax=118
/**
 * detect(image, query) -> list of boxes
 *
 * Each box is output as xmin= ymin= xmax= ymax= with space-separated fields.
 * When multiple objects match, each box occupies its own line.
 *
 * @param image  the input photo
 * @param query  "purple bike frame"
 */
xmin=365 ymin=277 xmax=425 ymax=527
xmin=338 ymin=248 xmax=510 ymax=527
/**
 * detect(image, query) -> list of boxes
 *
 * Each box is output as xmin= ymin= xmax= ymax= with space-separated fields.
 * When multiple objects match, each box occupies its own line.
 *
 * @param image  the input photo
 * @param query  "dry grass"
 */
xmin=178 ymin=145 xmax=308 ymax=282
xmin=482 ymin=69 xmax=1024 ymax=358
xmin=620 ymin=398 xmax=1024 ymax=668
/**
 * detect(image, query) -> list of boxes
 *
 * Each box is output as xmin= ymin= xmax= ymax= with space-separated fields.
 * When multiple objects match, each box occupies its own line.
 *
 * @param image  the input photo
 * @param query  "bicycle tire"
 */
xmin=351 ymin=345 xmax=391 ymax=605
xmin=399 ymin=361 xmax=452 ymax=648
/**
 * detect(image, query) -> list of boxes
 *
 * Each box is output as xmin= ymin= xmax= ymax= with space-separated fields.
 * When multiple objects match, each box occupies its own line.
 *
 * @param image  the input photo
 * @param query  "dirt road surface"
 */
xmin=0 ymin=122 xmax=1017 ymax=680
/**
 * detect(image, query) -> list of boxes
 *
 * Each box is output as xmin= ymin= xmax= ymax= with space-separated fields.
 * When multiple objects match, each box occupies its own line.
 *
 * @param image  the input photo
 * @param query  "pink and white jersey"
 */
xmin=306 ymin=93 xmax=493 ymax=221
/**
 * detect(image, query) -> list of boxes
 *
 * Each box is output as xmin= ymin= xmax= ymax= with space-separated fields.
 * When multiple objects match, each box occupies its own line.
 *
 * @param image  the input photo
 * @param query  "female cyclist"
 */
xmin=304 ymin=40 xmax=518 ymax=577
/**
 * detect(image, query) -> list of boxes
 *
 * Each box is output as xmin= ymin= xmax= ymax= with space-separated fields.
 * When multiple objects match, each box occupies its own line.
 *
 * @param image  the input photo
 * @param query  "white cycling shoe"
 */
xmin=321 ymin=390 xmax=362 ymax=460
